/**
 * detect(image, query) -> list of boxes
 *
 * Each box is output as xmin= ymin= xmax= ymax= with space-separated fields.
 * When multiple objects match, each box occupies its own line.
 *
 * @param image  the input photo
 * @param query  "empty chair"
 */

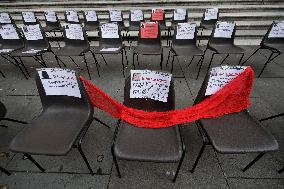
xmin=112 ymin=72 xmax=185 ymax=182
xmin=133 ymin=22 xmax=163 ymax=69
xmin=109 ymin=10 xmax=126 ymax=31
xmin=166 ymin=22 xmax=204 ymax=76
xmin=242 ymin=21 xmax=284 ymax=77
xmin=190 ymin=67 xmax=278 ymax=173
xmin=199 ymin=8 xmax=219 ymax=30
xmin=22 ymin=11 xmax=38 ymax=25
xmin=43 ymin=11 xmax=61 ymax=32
xmin=83 ymin=10 xmax=99 ymax=31
xmin=65 ymin=10 xmax=80 ymax=24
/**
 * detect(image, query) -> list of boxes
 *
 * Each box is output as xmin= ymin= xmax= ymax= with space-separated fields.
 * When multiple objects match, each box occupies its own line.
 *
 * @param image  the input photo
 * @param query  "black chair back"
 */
xmin=21 ymin=24 xmax=50 ymax=49
xmin=0 ymin=24 xmax=24 ymax=49
xmin=62 ymin=23 xmax=90 ymax=48
xmin=138 ymin=22 xmax=161 ymax=47
xmin=65 ymin=10 xmax=80 ymax=24
xmin=200 ymin=8 xmax=219 ymax=29
xmin=261 ymin=21 xmax=284 ymax=46
xmin=208 ymin=21 xmax=236 ymax=45
xmin=172 ymin=22 xmax=198 ymax=47
xmin=172 ymin=9 xmax=188 ymax=27
xmin=151 ymin=9 xmax=166 ymax=29
xmin=44 ymin=11 xmax=61 ymax=29
xmin=99 ymin=22 xmax=122 ymax=46
xmin=109 ymin=10 xmax=125 ymax=29
xmin=22 ymin=11 xmax=38 ymax=25
xmin=0 ymin=101 xmax=7 ymax=119
xmin=83 ymin=10 xmax=99 ymax=31
xmin=129 ymin=10 xmax=144 ymax=31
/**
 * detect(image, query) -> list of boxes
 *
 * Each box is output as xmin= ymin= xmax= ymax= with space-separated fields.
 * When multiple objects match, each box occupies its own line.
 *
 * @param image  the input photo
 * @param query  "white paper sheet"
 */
xmin=205 ymin=65 xmax=246 ymax=96
xmin=22 ymin=49 xmax=41 ymax=54
xmin=109 ymin=10 xmax=122 ymax=21
xmin=204 ymin=8 xmax=218 ymax=21
xmin=0 ymin=13 xmax=11 ymax=24
xmin=268 ymin=21 xmax=284 ymax=38
xmin=37 ymin=68 xmax=81 ymax=98
xmin=0 ymin=49 xmax=14 ymax=53
xmin=65 ymin=24 xmax=84 ymax=40
xmin=130 ymin=70 xmax=172 ymax=102
xmin=176 ymin=22 xmax=196 ymax=39
xmin=22 ymin=24 xmax=43 ymax=40
xmin=66 ymin=10 xmax=79 ymax=22
xmin=85 ymin=10 xmax=97 ymax=22
xmin=214 ymin=21 xmax=235 ymax=38
xmin=101 ymin=23 xmax=119 ymax=38
xmin=22 ymin=12 xmax=36 ymax=23
xmin=100 ymin=47 xmax=120 ymax=52
xmin=173 ymin=9 xmax=187 ymax=21
xmin=130 ymin=10 xmax=143 ymax=21
xmin=0 ymin=24 xmax=19 ymax=39
xmin=45 ymin=11 xmax=57 ymax=22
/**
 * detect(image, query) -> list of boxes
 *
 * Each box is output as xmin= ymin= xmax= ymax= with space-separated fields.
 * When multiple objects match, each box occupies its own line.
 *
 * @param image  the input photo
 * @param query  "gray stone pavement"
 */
xmin=0 ymin=45 xmax=283 ymax=188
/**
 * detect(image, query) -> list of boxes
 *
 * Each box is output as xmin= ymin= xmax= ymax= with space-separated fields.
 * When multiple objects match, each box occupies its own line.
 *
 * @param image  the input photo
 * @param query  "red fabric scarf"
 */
xmin=80 ymin=67 xmax=254 ymax=128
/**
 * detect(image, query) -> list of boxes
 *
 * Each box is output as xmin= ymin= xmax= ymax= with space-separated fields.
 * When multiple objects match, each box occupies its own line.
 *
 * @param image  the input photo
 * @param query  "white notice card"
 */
xmin=130 ymin=70 xmax=172 ymax=102
xmin=205 ymin=66 xmax=247 ymax=96
xmin=0 ymin=13 xmax=11 ymax=24
xmin=131 ymin=10 xmax=143 ymax=21
xmin=22 ymin=24 xmax=43 ymax=40
xmin=101 ymin=23 xmax=119 ymax=38
xmin=0 ymin=24 xmax=20 ymax=39
xmin=268 ymin=21 xmax=284 ymax=38
xmin=45 ymin=11 xmax=57 ymax=22
xmin=173 ymin=9 xmax=187 ymax=21
xmin=65 ymin=24 xmax=84 ymax=40
xmin=176 ymin=22 xmax=196 ymax=39
xmin=109 ymin=10 xmax=122 ymax=22
xmin=37 ymin=68 xmax=81 ymax=98
xmin=204 ymin=8 xmax=218 ymax=21
xmin=66 ymin=10 xmax=79 ymax=22
xmin=214 ymin=21 xmax=235 ymax=38
xmin=22 ymin=12 xmax=36 ymax=23
xmin=85 ymin=10 xmax=97 ymax=22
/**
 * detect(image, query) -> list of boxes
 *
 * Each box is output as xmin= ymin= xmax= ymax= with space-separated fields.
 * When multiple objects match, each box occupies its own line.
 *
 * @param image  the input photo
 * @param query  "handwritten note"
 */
xmin=176 ymin=22 xmax=196 ymax=39
xmin=140 ymin=22 xmax=158 ymax=38
xmin=151 ymin=9 xmax=164 ymax=21
xmin=22 ymin=49 xmax=41 ymax=54
xmin=101 ymin=23 xmax=119 ymax=38
xmin=173 ymin=9 xmax=187 ymax=21
xmin=205 ymin=66 xmax=246 ymax=96
xmin=65 ymin=24 xmax=84 ymax=40
xmin=37 ymin=68 xmax=81 ymax=98
xmin=85 ymin=10 xmax=97 ymax=22
xmin=22 ymin=24 xmax=43 ymax=40
xmin=66 ymin=10 xmax=79 ymax=23
xmin=22 ymin=12 xmax=36 ymax=23
xmin=0 ymin=13 xmax=11 ymax=24
xmin=214 ymin=21 xmax=235 ymax=38
xmin=0 ymin=24 xmax=20 ymax=39
xmin=268 ymin=22 xmax=284 ymax=38
xmin=109 ymin=10 xmax=122 ymax=22
xmin=100 ymin=47 xmax=120 ymax=52
xmin=0 ymin=49 xmax=14 ymax=53
xmin=204 ymin=8 xmax=218 ymax=21
xmin=130 ymin=70 xmax=172 ymax=102
xmin=45 ymin=11 xmax=57 ymax=22
xmin=130 ymin=10 xmax=143 ymax=22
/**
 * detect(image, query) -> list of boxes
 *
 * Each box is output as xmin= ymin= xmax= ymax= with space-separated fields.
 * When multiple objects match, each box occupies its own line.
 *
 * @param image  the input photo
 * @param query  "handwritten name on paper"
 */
xmin=66 ymin=10 xmax=79 ymax=22
xmin=22 ymin=24 xmax=43 ymax=40
xmin=0 ymin=24 xmax=19 ymax=39
xmin=151 ymin=9 xmax=164 ymax=21
xmin=101 ymin=23 xmax=119 ymax=38
xmin=22 ymin=12 xmax=36 ymax=23
xmin=176 ymin=22 xmax=196 ymax=39
xmin=214 ymin=21 xmax=235 ymax=38
xmin=173 ymin=9 xmax=187 ymax=21
xmin=140 ymin=22 xmax=158 ymax=38
xmin=0 ymin=13 xmax=11 ymax=24
xmin=131 ymin=10 xmax=143 ymax=22
xmin=65 ymin=24 xmax=84 ymax=40
xmin=110 ymin=10 xmax=122 ymax=22
xmin=268 ymin=21 xmax=284 ymax=38
xmin=204 ymin=8 xmax=218 ymax=21
xmin=45 ymin=11 xmax=57 ymax=22
xmin=85 ymin=10 xmax=97 ymax=22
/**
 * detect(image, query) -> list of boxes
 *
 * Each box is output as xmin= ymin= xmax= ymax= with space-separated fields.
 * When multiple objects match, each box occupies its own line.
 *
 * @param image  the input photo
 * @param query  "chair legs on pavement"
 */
xmin=242 ymin=153 xmax=265 ymax=172
xmin=77 ymin=142 xmax=94 ymax=175
xmin=278 ymin=166 xmax=284 ymax=173
xmin=0 ymin=166 xmax=11 ymax=176
xmin=241 ymin=47 xmax=261 ymax=65
xmin=24 ymin=154 xmax=45 ymax=172
xmin=111 ymin=146 xmax=122 ymax=178
xmin=257 ymin=51 xmax=280 ymax=78
xmin=190 ymin=143 xmax=206 ymax=173
xmin=172 ymin=144 xmax=185 ymax=182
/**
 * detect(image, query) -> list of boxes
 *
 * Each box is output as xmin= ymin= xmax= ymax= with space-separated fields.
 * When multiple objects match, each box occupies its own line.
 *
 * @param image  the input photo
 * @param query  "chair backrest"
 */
xmin=65 ymin=10 xmax=80 ymax=24
xmin=261 ymin=21 xmax=284 ymax=45
xmin=99 ymin=22 xmax=122 ymax=45
xmin=21 ymin=24 xmax=50 ymax=49
xmin=138 ymin=22 xmax=161 ymax=46
xmin=172 ymin=22 xmax=198 ymax=46
xmin=0 ymin=12 xmax=14 ymax=25
xmin=35 ymin=68 xmax=93 ymax=112
xmin=172 ymin=9 xmax=188 ymax=26
xmin=200 ymin=8 xmax=219 ymax=28
xmin=22 ymin=11 xmax=38 ymax=25
xmin=129 ymin=10 xmax=144 ymax=29
xmin=0 ymin=101 xmax=7 ymax=119
xmin=0 ymin=24 xmax=24 ymax=48
xmin=208 ymin=21 xmax=236 ymax=45
xmin=108 ymin=10 xmax=124 ymax=28
xmin=44 ymin=11 xmax=60 ymax=28
xmin=151 ymin=8 xmax=166 ymax=27
xmin=62 ymin=23 xmax=90 ymax=47
xmin=83 ymin=10 xmax=99 ymax=30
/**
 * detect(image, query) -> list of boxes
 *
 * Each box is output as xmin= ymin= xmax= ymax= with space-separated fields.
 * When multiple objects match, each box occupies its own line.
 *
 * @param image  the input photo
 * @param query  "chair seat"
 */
xmin=0 ymin=47 xmax=23 ymax=55
xmin=83 ymin=24 xmax=99 ymax=32
xmin=262 ymin=43 xmax=284 ymax=53
xmin=10 ymin=47 xmax=48 ymax=57
xmin=43 ymin=25 xmax=62 ymax=32
xmin=53 ymin=45 xmax=89 ymax=56
xmin=91 ymin=44 xmax=123 ymax=54
xmin=134 ymin=44 xmax=162 ymax=55
xmin=199 ymin=111 xmax=278 ymax=153
xmin=128 ymin=25 xmax=140 ymax=31
xmin=199 ymin=23 xmax=215 ymax=30
xmin=208 ymin=43 xmax=244 ymax=54
xmin=10 ymin=107 xmax=91 ymax=156
xmin=172 ymin=45 xmax=204 ymax=56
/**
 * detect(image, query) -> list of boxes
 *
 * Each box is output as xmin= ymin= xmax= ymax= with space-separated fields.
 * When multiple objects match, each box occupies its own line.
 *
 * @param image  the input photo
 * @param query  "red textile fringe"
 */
xmin=80 ymin=67 xmax=254 ymax=128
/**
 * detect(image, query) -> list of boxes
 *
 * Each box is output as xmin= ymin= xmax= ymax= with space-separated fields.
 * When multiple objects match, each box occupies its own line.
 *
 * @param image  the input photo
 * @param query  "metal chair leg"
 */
xmin=171 ymin=55 xmax=176 ymax=73
xmin=111 ymin=146 xmax=121 ymax=178
xmin=259 ymin=113 xmax=284 ymax=122
xmin=69 ymin=56 xmax=79 ymax=68
xmin=132 ymin=52 xmax=136 ymax=69
xmin=101 ymin=54 xmax=108 ymax=65
xmin=278 ymin=166 xmax=284 ymax=173
xmin=241 ymin=47 xmax=261 ymax=65
xmin=160 ymin=48 xmax=163 ymax=70
xmin=238 ymin=53 xmax=245 ymax=65
xmin=220 ymin=54 xmax=229 ymax=65
xmin=77 ymin=143 xmax=94 ymax=175
xmin=90 ymin=51 xmax=100 ymax=78
xmin=190 ymin=143 xmax=206 ymax=173
xmin=83 ymin=53 xmax=92 ymax=80
xmin=187 ymin=56 xmax=195 ymax=67
xmin=1 ymin=118 xmax=27 ymax=124
xmin=24 ymin=154 xmax=45 ymax=172
xmin=196 ymin=55 xmax=205 ymax=80
xmin=207 ymin=53 xmax=216 ymax=74
xmin=172 ymin=146 xmax=185 ymax=182
xmin=93 ymin=117 xmax=111 ymax=128
xmin=124 ymin=48 xmax=129 ymax=66
xmin=0 ymin=166 xmax=11 ymax=176
xmin=242 ymin=152 xmax=265 ymax=172
xmin=258 ymin=51 xmax=280 ymax=78
xmin=17 ymin=57 xmax=31 ymax=77
xmin=0 ymin=70 xmax=5 ymax=78
xmin=121 ymin=51 xmax=125 ymax=77
xmin=166 ymin=49 xmax=172 ymax=67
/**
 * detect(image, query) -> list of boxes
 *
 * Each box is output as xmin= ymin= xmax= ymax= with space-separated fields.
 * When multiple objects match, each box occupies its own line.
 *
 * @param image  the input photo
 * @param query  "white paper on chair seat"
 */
xmin=0 ymin=49 xmax=14 ymax=53
xmin=22 ymin=49 xmax=41 ymax=54
xmin=176 ymin=22 xmax=196 ymax=39
xmin=0 ymin=24 xmax=20 ymax=39
xmin=205 ymin=65 xmax=247 ymax=96
xmin=65 ymin=24 xmax=84 ymax=40
xmin=22 ymin=12 xmax=36 ymax=23
xmin=66 ymin=10 xmax=79 ymax=22
xmin=173 ymin=9 xmax=187 ymax=21
xmin=37 ymin=68 xmax=81 ymax=98
xmin=45 ymin=11 xmax=57 ymax=22
xmin=130 ymin=10 xmax=143 ymax=21
xmin=22 ymin=24 xmax=43 ymax=40
xmin=109 ymin=10 xmax=122 ymax=21
xmin=214 ymin=21 xmax=235 ymax=38
xmin=100 ymin=47 xmax=120 ymax=52
xmin=268 ymin=21 xmax=284 ymax=38
xmin=101 ymin=23 xmax=119 ymax=38
xmin=204 ymin=8 xmax=218 ymax=21
xmin=0 ymin=13 xmax=11 ymax=24
xmin=130 ymin=70 xmax=172 ymax=102
xmin=85 ymin=10 xmax=97 ymax=22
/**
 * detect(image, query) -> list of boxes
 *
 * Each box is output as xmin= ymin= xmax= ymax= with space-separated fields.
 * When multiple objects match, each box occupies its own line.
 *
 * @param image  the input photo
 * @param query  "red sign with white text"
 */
xmin=151 ymin=9 xmax=164 ymax=21
xmin=140 ymin=22 xmax=158 ymax=38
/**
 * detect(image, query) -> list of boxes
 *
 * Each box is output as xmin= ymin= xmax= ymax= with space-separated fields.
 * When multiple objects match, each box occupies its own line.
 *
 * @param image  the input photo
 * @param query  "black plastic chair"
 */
xmin=65 ymin=10 xmax=80 ymax=24
xmin=108 ymin=10 xmax=126 ymax=31
xmin=200 ymin=21 xmax=244 ymax=79
xmin=190 ymin=68 xmax=279 ymax=173
xmin=52 ymin=23 xmax=94 ymax=79
xmin=90 ymin=22 xmax=128 ymax=77
xmin=133 ymin=22 xmax=163 ymax=70
xmin=171 ymin=9 xmax=188 ymax=29
xmin=151 ymin=8 xmax=170 ymax=46
xmin=127 ymin=10 xmax=144 ymax=48
xmin=242 ymin=21 xmax=284 ymax=78
xmin=199 ymin=8 xmax=219 ymax=30
xmin=43 ymin=11 xmax=62 ymax=48
xmin=166 ymin=22 xmax=204 ymax=76
xmin=10 ymin=24 xmax=50 ymax=78
xmin=83 ymin=10 xmax=99 ymax=32
xmin=111 ymin=74 xmax=185 ymax=182
xmin=9 ymin=69 xmax=105 ymax=175
xmin=22 ymin=11 xmax=38 ymax=25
